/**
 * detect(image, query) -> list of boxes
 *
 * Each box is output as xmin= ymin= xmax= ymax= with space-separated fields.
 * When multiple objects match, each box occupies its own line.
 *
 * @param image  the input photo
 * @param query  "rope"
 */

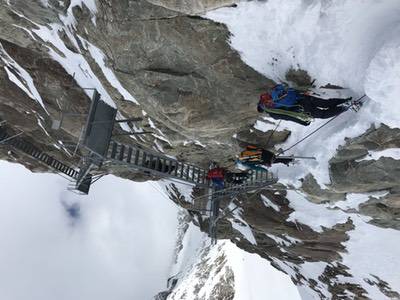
xmin=213 ymin=186 xmax=270 ymax=225
xmin=0 ymin=132 xmax=24 ymax=144
xmin=279 ymin=114 xmax=341 ymax=154
xmin=265 ymin=120 xmax=281 ymax=149
xmin=279 ymin=95 xmax=366 ymax=154
xmin=149 ymin=182 xmax=174 ymax=202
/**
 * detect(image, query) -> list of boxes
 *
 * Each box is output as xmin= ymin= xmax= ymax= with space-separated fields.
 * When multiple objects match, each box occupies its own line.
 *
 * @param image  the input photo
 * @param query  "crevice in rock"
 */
xmin=143 ymin=67 xmax=192 ymax=77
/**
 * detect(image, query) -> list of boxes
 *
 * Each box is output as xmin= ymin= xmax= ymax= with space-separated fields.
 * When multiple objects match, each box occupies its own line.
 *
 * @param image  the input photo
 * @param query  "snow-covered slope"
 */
xmin=207 ymin=0 xmax=400 ymax=124
xmin=164 ymin=219 xmax=301 ymax=300
xmin=207 ymin=0 xmax=400 ymax=185
xmin=205 ymin=1 xmax=400 ymax=299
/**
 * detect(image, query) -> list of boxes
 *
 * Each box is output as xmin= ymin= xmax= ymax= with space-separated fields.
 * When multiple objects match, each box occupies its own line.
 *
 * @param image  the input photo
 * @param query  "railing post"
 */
xmin=192 ymin=166 xmax=197 ymax=182
xmin=180 ymin=163 xmax=184 ymax=178
xmin=185 ymin=165 xmax=190 ymax=180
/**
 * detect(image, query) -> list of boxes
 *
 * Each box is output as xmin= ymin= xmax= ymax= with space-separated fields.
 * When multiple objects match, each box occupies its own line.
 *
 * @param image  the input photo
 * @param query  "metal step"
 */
xmin=106 ymin=140 xmax=276 ymax=187
xmin=106 ymin=140 xmax=207 ymax=185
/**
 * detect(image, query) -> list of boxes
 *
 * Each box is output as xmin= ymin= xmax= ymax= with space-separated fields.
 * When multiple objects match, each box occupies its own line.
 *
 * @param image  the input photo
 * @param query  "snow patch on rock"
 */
xmin=0 ymin=43 xmax=48 ymax=113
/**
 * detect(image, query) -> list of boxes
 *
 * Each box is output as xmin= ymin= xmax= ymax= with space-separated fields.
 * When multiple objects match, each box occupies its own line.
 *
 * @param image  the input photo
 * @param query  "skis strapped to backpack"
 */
xmin=264 ymin=107 xmax=313 ymax=124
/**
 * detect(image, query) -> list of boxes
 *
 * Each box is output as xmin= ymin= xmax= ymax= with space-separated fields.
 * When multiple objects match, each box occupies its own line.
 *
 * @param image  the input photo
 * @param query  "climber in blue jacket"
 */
xmin=258 ymin=84 xmax=352 ymax=125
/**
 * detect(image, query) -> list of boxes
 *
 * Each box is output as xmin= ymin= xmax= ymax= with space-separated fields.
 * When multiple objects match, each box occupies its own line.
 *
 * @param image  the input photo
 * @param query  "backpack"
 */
xmin=239 ymin=146 xmax=263 ymax=163
xmin=259 ymin=93 xmax=275 ymax=108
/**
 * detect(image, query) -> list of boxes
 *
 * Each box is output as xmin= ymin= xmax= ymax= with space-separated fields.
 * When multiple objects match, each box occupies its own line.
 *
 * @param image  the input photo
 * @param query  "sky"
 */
xmin=0 ymin=161 xmax=179 ymax=300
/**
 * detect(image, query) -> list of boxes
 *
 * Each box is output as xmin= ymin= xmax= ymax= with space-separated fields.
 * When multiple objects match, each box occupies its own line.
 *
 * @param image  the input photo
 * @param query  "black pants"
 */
xmin=274 ymin=157 xmax=294 ymax=165
xmin=261 ymin=150 xmax=294 ymax=166
xmin=299 ymin=95 xmax=347 ymax=119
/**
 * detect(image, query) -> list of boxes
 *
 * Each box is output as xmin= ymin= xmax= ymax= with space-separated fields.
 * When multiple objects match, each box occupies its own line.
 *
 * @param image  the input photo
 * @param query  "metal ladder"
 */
xmin=106 ymin=140 xmax=277 ymax=188
xmin=0 ymin=127 xmax=79 ymax=179
xmin=106 ymin=140 xmax=209 ymax=186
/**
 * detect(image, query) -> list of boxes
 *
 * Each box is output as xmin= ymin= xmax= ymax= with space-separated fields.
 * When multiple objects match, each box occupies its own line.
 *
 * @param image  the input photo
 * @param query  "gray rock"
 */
xmin=359 ymin=192 xmax=400 ymax=230
xmin=301 ymin=173 xmax=346 ymax=204
xmin=285 ymin=68 xmax=313 ymax=88
xmin=236 ymin=126 xmax=291 ymax=150
xmin=330 ymin=157 xmax=400 ymax=193
xmin=330 ymin=124 xmax=400 ymax=193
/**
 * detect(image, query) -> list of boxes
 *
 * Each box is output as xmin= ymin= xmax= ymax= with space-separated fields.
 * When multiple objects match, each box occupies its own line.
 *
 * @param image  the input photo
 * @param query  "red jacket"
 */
xmin=207 ymin=167 xmax=225 ymax=180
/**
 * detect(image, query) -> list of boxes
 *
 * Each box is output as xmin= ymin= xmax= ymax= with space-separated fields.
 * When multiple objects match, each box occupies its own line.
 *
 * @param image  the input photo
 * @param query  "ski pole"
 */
xmin=277 ymin=155 xmax=316 ymax=160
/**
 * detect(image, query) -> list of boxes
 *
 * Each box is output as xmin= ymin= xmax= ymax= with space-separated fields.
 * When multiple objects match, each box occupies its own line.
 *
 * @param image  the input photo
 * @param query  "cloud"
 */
xmin=0 ymin=161 xmax=179 ymax=300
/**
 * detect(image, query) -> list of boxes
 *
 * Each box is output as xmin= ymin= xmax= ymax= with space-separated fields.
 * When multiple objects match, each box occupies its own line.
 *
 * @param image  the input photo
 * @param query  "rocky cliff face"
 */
xmin=0 ymin=0 xmax=273 ymax=169
xmin=1 ymin=1 xmax=399 ymax=299
xmin=146 ymin=0 xmax=236 ymax=14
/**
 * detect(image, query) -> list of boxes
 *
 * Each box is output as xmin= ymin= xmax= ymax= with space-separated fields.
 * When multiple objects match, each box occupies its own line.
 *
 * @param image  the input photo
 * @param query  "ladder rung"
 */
xmin=110 ymin=142 xmax=118 ymax=159
xmin=191 ymin=167 xmax=196 ymax=182
xmin=118 ymin=145 xmax=125 ymax=161
xmin=167 ymin=160 xmax=174 ymax=174
xmin=161 ymin=158 xmax=167 ymax=173
xmin=134 ymin=149 xmax=140 ymax=165
xmin=196 ymin=169 xmax=201 ymax=183
xmin=166 ymin=160 xmax=173 ymax=174
xmin=142 ymin=152 xmax=147 ymax=166
xmin=127 ymin=147 xmax=133 ymax=163
xmin=152 ymin=156 xmax=158 ymax=170
xmin=185 ymin=165 xmax=190 ymax=180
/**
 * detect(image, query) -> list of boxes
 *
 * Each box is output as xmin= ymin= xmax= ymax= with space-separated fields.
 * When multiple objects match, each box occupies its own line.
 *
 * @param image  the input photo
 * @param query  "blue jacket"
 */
xmin=271 ymin=84 xmax=300 ymax=108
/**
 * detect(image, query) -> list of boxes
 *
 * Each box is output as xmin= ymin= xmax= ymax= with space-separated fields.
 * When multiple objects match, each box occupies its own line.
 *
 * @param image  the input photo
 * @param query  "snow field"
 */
xmin=284 ymin=189 xmax=400 ymax=298
xmin=0 ymin=43 xmax=48 ymax=113
xmin=356 ymin=148 xmax=400 ymax=162
xmin=169 ymin=223 xmax=301 ymax=300
xmin=207 ymin=3 xmax=400 ymax=291
xmin=207 ymin=0 xmax=400 ymax=185
xmin=365 ymin=30 xmax=400 ymax=126
xmin=8 ymin=0 xmax=140 ymax=109
xmin=225 ymin=241 xmax=301 ymax=300
xmin=229 ymin=203 xmax=258 ymax=245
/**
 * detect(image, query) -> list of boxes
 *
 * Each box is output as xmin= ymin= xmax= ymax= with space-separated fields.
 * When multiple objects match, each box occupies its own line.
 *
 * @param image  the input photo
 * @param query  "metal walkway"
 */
xmin=106 ymin=140 xmax=208 ymax=186
xmin=0 ymin=127 xmax=79 ymax=179
xmin=0 ymin=88 xmax=277 ymax=195
xmin=61 ymin=90 xmax=276 ymax=192
xmin=106 ymin=139 xmax=276 ymax=188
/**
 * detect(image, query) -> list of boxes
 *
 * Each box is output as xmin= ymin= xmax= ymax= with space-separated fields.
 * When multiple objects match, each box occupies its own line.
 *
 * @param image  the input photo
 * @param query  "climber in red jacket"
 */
xmin=206 ymin=163 xmax=225 ymax=190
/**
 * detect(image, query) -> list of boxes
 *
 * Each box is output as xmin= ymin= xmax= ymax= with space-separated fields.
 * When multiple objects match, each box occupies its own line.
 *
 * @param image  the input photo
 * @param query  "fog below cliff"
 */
xmin=0 ymin=161 xmax=178 ymax=300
